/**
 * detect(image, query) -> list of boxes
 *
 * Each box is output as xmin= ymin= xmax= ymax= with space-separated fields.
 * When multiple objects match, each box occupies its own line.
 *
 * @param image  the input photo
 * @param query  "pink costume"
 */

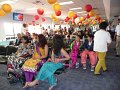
xmin=70 ymin=41 xmax=81 ymax=67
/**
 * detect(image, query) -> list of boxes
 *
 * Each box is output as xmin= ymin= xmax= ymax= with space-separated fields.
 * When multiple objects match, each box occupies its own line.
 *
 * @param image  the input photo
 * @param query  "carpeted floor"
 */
xmin=0 ymin=42 xmax=120 ymax=90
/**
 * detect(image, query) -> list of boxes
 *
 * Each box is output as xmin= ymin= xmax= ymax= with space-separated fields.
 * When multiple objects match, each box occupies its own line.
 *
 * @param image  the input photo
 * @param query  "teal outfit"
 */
xmin=36 ymin=54 xmax=63 ymax=86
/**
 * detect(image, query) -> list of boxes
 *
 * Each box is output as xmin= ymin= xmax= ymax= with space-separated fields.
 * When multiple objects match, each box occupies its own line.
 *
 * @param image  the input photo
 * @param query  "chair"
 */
xmin=0 ymin=46 xmax=7 ymax=64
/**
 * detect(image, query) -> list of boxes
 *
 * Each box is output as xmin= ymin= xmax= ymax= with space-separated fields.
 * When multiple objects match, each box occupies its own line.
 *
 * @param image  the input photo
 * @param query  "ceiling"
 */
xmin=110 ymin=0 xmax=120 ymax=18
xmin=0 ymin=0 xmax=119 ymax=20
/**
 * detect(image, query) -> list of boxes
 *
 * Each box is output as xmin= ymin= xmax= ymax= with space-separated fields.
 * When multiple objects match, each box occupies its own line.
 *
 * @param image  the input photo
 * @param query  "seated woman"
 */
xmin=7 ymin=36 xmax=34 ymax=77
xmin=70 ymin=35 xmax=82 ymax=68
xmin=28 ymin=35 xmax=70 ymax=90
xmin=22 ymin=34 xmax=48 ymax=88
xmin=80 ymin=34 xmax=97 ymax=71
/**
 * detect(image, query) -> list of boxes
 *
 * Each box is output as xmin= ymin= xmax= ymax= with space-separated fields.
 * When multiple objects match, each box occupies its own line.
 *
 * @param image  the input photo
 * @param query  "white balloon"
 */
xmin=75 ymin=17 xmax=80 ymax=24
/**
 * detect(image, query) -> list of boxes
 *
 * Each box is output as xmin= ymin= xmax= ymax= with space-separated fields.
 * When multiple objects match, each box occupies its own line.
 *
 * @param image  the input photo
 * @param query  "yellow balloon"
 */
xmin=80 ymin=17 xmax=85 ymax=21
xmin=89 ymin=11 xmax=95 ymax=17
xmin=0 ymin=9 xmax=6 ymax=16
xmin=53 ymin=18 xmax=58 ymax=22
xmin=46 ymin=0 xmax=57 ymax=4
xmin=50 ymin=14 xmax=56 ymax=19
xmin=52 ymin=3 xmax=60 ymax=11
xmin=2 ymin=4 xmax=12 ymax=13
xmin=68 ymin=11 xmax=74 ymax=18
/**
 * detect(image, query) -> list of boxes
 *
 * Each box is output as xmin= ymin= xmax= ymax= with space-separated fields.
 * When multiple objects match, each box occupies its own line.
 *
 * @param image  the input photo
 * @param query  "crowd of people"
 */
xmin=6 ymin=19 xmax=120 ymax=90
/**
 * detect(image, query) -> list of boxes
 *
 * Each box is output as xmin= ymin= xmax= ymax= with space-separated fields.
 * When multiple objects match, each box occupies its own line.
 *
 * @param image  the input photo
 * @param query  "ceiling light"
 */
xmin=59 ymin=1 xmax=74 ymax=5
xmin=0 ymin=1 xmax=15 ymax=5
xmin=77 ymin=11 xmax=86 ymax=14
xmin=69 ymin=7 xmax=82 ymax=10
xmin=26 ymin=8 xmax=38 ymax=10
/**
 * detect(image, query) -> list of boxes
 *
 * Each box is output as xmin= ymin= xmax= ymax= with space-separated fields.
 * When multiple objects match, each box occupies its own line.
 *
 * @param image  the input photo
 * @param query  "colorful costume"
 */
xmin=70 ymin=41 xmax=81 ymax=67
xmin=80 ymin=40 xmax=97 ymax=68
xmin=22 ymin=46 xmax=46 ymax=82
xmin=36 ymin=53 xmax=63 ymax=86
xmin=7 ymin=43 xmax=34 ymax=72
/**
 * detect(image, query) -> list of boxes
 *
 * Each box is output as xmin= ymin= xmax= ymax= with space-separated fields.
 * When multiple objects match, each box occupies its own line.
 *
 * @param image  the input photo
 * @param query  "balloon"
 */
xmin=75 ymin=17 xmax=80 ymax=24
xmin=84 ymin=4 xmax=92 ymax=12
xmin=50 ymin=14 xmax=56 ymax=19
xmin=88 ymin=19 xmax=92 ymax=23
xmin=34 ymin=15 xmax=39 ymax=20
xmin=2 ymin=4 xmax=12 ymax=13
xmin=0 ymin=9 xmax=6 ymax=16
xmin=55 ymin=10 xmax=61 ymax=16
xmin=42 ymin=18 xmax=45 ymax=22
xmin=66 ymin=16 xmax=70 ymax=21
xmin=80 ymin=17 xmax=85 ymax=21
xmin=52 ymin=3 xmax=60 ymax=11
xmin=17 ymin=14 xmax=23 ymax=20
xmin=68 ymin=11 xmax=74 ymax=18
xmin=53 ymin=18 xmax=58 ymax=22
xmin=92 ymin=21 xmax=96 ymax=25
xmin=89 ymin=11 xmax=95 ymax=17
xmin=37 ymin=8 xmax=44 ymax=15
xmin=73 ymin=14 xmax=77 ymax=19
xmin=64 ymin=19 xmax=68 ymax=22
xmin=95 ymin=15 xmax=99 ymax=20
xmin=46 ymin=0 xmax=57 ymax=4
xmin=86 ymin=14 xmax=90 ymax=19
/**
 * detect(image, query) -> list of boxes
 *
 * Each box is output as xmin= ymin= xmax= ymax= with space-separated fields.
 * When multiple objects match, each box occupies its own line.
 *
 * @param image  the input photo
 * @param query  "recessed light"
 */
xmin=0 ymin=1 xmax=15 ymax=5
xmin=77 ymin=11 xmax=86 ymax=14
xmin=26 ymin=8 xmax=38 ymax=10
xmin=69 ymin=7 xmax=82 ymax=10
xmin=59 ymin=1 xmax=74 ymax=5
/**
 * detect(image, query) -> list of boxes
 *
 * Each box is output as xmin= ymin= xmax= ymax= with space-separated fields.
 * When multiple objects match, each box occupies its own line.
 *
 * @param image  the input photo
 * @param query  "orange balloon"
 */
xmin=46 ymin=0 xmax=57 ymax=4
xmin=53 ymin=18 xmax=58 ymax=22
xmin=2 ymin=4 xmax=12 ymax=13
xmin=89 ymin=11 xmax=95 ymax=17
xmin=0 ymin=9 xmax=6 ymax=16
xmin=94 ymin=15 xmax=99 ymax=20
xmin=52 ymin=3 xmax=60 ymax=11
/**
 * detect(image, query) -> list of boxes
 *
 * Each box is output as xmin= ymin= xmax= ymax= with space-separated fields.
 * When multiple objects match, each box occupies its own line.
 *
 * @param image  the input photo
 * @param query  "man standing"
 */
xmin=115 ymin=19 xmax=120 ymax=57
xmin=94 ymin=22 xmax=112 ymax=75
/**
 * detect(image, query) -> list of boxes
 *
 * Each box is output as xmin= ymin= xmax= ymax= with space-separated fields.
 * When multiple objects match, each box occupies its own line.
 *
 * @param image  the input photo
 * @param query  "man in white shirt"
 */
xmin=94 ymin=22 xmax=112 ymax=75
xmin=115 ymin=19 xmax=120 ymax=57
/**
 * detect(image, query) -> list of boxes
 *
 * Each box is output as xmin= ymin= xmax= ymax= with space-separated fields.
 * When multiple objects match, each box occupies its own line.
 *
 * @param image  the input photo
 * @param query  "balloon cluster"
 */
xmin=68 ymin=4 xmax=105 ymax=26
xmin=0 ymin=4 xmax=12 ymax=16
xmin=47 ymin=0 xmax=61 ymax=22
xmin=34 ymin=8 xmax=45 ymax=23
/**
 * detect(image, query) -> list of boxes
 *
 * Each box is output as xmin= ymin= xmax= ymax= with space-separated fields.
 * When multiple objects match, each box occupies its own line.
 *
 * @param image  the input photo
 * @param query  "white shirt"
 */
xmin=94 ymin=29 xmax=111 ymax=52
xmin=115 ymin=24 xmax=120 ymax=36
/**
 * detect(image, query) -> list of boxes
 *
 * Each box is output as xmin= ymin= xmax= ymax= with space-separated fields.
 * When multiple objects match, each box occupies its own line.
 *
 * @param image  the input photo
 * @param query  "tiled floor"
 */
xmin=0 ymin=42 xmax=120 ymax=90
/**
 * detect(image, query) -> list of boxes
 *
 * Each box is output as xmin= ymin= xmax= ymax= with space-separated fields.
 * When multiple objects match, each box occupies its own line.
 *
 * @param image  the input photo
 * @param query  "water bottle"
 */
xmin=76 ymin=62 xmax=79 ymax=69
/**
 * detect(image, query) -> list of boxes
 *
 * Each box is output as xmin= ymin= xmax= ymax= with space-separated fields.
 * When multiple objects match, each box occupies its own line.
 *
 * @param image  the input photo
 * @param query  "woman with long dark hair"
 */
xmin=28 ymin=35 xmax=70 ymax=90
xmin=22 ymin=34 xmax=48 ymax=88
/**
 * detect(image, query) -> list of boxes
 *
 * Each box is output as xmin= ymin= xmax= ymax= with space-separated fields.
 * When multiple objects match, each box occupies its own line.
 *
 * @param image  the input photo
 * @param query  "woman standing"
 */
xmin=28 ymin=35 xmax=70 ymax=90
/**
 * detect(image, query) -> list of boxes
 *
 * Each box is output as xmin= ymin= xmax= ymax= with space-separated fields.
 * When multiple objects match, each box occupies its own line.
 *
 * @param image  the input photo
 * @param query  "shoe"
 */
xmin=91 ymin=67 xmax=94 ymax=72
xmin=103 ymin=69 xmax=108 ymax=72
xmin=115 ymin=55 xmax=120 ymax=57
xmin=49 ymin=82 xmax=57 ymax=90
xmin=94 ymin=73 xmax=101 ymax=76
xmin=83 ymin=66 xmax=86 ymax=70
xmin=49 ymin=78 xmax=58 ymax=90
